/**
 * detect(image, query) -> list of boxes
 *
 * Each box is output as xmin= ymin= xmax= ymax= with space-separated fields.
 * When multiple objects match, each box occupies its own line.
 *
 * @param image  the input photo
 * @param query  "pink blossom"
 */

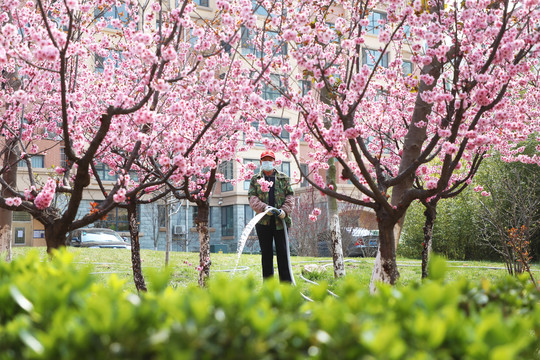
xmin=257 ymin=178 xmax=273 ymax=192
xmin=66 ymin=0 xmax=78 ymax=10
xmin=2 ymin=24 xmax=17 ymax=38
xmin=34 ymin=179 xmax=56 ymax=209
xmin=425 ymin=179 xmax=438 ymax=190
xmin=481 ymin=191 xmax=490 ymax=197
xmin=474 ymin=185 xmax=483 ymax=192
xmin=113 ymin=188 xmax=127 ymax=203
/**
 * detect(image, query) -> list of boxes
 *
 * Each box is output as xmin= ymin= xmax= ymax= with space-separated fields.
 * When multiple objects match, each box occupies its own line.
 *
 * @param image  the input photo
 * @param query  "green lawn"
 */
xmin=9 ymin=247 xmax=540 ymax=295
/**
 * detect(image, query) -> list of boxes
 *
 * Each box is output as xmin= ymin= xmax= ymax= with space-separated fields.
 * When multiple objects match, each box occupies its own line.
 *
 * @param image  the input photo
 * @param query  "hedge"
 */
xmin=1 ymin=251 xmax=539 ymax=359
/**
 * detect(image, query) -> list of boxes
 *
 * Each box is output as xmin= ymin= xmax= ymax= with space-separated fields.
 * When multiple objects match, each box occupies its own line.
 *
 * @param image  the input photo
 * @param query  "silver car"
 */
xmin=68 ymin=228 xmax=131 ymax=249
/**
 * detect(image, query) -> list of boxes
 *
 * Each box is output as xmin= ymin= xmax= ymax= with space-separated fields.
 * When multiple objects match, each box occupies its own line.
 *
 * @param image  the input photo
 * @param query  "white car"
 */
xmin=68 ymin=228 xmax=131 ymax=249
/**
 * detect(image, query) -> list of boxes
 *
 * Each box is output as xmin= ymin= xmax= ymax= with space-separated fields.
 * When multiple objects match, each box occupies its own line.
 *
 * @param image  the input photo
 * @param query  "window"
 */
xmin=252 ymin=0 xmax=269 ymax=16
xmin=375 ymin=89 xmax=388 ymax=102
xmin=194 ymin=0 xmax=209 ymax=7
xmin=192 ymin=206 xmax=199 ymax=227
xmin=14 ymin=228 xmax=25 ymax=244
xmin=13 ymin=211 xmax=31 ymax=221
xmin=262 ymin=74 xmax=285 ymax=101
xmin=403 ymin=24 xmax=411 ymax=38
xmin=299 ymin=79 xmax=311 ymax=96
xmin=265 ymin=30 xmax=287 ymax=56
xmin=221 ymin=205 xmax=234 ymax=236
xmin=60 ymin=147 xmax=68 ymax=168
xmin=18 ymin=155 xmax=44 ymax=168
xmin=95 ymin=50 xmax=122 ymax=73
xmin=278 ymin=161 xmax=290 ymax=177
xmin=241 ymin=26 xmax=255 ymax=55
xmin=95 ymin=205 xmax=133 ymax=232
xmin=241 ymin=28 xmax=286 ymax=57
xmin=220 ymin=161 xmax=234 ymax=192
xmin=243 ymin=159 xmax=260 ymax=190
xmin=300 ymin=163 xmax=309 ymax=187
xmin=265 ymin=116 xmax=289 ymax=140
xmin=158 ymin=205 xmax=166 ymax=228
xmin=366 ymin=11 xmax=386 ymax=35
xmin=94 ymin=163 xmax=117 ymax=181
xmin=362 ymin=48 xmax=389 ymax=69
xmin=95 ymin=3 xmax=129 ymax=29
xmin=244 ymin=205 xmax=255 ymax=226
xmin=403 ymin=60 xmax=413 ymax=76
xmin=325 ymin=22 xmax=340 ymax=44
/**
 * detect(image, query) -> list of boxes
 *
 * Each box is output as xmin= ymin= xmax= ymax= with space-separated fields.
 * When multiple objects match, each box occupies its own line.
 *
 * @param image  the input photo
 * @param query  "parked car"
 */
xmin=349 ymin=230 xmax=379 ymax=257
xmin=68 ymin=228 xmax=131 ymax=249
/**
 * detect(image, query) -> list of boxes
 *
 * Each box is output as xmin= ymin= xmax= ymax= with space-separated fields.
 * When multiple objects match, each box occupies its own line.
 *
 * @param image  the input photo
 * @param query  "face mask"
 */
xmin=261 ymin=161 xmax=274 ymax=172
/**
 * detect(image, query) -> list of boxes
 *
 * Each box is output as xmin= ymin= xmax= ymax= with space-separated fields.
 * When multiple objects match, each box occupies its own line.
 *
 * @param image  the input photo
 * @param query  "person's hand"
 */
xmin=277 ymin=209 xmax=286 ymax=219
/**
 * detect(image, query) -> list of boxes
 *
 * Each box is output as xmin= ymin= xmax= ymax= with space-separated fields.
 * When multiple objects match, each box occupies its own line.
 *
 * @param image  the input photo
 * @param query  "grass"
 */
xmin=9 ymin=247 xmax=540 ymax=295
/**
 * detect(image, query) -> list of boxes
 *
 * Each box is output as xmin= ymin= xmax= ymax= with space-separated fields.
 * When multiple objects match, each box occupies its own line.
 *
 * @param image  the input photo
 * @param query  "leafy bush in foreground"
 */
xmin=1 ymin=251 xmax=539 ymax=359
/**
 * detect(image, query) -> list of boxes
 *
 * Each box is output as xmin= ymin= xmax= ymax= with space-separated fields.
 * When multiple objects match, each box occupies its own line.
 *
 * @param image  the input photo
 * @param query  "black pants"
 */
xmin=255 ymin=220 xmax=292 ymax=282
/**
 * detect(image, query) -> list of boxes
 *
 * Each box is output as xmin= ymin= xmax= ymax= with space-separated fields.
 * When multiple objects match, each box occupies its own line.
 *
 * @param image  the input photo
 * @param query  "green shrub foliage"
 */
xmin=1 ymin=250 xmax=539 ymax=359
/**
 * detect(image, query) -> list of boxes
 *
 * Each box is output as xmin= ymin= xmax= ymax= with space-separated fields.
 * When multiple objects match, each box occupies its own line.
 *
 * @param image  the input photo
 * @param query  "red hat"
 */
xmin=260 ymin=150 xmax=275 ymax=160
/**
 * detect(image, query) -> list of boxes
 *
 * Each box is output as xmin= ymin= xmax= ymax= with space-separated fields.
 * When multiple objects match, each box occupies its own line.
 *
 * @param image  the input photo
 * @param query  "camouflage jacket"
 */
xmin=248 ymin=169 xmax=295 ymax=230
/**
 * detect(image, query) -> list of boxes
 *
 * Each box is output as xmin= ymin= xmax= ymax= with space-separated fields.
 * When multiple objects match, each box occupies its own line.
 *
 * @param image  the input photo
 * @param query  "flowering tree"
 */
xmin=250 ymin=0 xmax=540 ymax=288
xmin=0 ymin=0 xmax=260 ymax=258
xmin=288 ymin=186 xmax=327 ymax=257
xmin=98 ymin=0 xmax=280 ymax=287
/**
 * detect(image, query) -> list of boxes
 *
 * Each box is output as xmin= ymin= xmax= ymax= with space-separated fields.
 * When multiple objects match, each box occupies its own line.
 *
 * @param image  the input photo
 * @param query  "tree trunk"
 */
xmin=0 ymin=138 xmax=18 ymax=260
xmin=196 ymin=202 xmax=211 ymax=287
xmin=165 ymin=197 xmax=171 ymax=266
xmin=0 ymin=226 xmax=11 ymax=262
xmin=370 ymin=212 xmax=399 ymax=292
xmin=421 ymin=203 xmax=437 ymax=279
xmin=327 ymin=157 xmax=345 ymax=278
xmin=44 ymin=221 xmax=69 ymax=252
xmin=127 ymin=200 xmax=147 ymax=292
xmin=330 ymin=214 xmax=345 ymax=277
xmin=390 ymin=57 xmax=443 ymax=249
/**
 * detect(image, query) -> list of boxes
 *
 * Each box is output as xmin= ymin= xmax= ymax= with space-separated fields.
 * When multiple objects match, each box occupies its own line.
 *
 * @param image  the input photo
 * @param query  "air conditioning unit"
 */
xmin=173 ymin=225 xmax=185 ymax=235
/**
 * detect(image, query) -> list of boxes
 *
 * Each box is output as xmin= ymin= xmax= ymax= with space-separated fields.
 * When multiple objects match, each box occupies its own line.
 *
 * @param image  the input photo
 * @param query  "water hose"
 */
xmin=233 ymin=208 xmax=297 ymax=285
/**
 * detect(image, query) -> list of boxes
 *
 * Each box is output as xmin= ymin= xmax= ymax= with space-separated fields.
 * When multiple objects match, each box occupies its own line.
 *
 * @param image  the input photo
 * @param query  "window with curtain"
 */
xmin=18 ymin=155 xmax=44 ymax=169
